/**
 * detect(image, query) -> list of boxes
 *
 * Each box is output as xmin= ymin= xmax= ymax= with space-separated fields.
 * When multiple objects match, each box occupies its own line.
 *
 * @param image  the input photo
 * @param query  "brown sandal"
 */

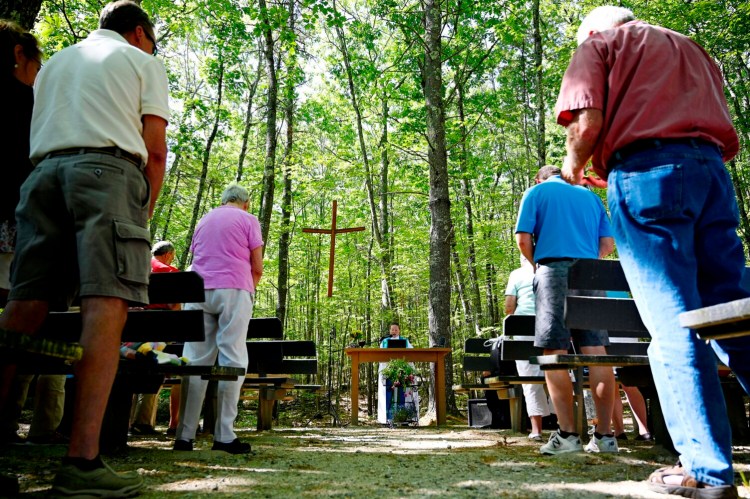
xmin=647 ymin=463 xmax=738 ymax=499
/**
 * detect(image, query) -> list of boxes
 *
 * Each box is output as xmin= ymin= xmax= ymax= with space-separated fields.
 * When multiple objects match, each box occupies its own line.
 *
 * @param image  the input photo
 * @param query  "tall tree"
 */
xmin=181 ymin=55 xmax=225 ymax=269
xmin=532 ymin=0 xmax=546 ymax=168
xmin=277 ymin=0 xmax=299 ymax=326
xmin=424 ymin=0 xmax=453 ymax=408
xmin=257 ymin=0 xmax=280 ymax=250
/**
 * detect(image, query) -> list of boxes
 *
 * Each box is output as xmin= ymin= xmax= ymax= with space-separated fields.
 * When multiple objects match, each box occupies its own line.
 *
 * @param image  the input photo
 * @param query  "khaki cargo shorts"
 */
xmin=9 ymin=151 xmax=152 ymax=310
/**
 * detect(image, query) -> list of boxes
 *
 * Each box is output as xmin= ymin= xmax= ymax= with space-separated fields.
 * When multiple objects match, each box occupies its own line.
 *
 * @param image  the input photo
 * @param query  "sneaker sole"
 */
xmin=51 ymin=481 xmax=143 ymax=498
xmin=540 ymin=447 xmax=582 ymax=455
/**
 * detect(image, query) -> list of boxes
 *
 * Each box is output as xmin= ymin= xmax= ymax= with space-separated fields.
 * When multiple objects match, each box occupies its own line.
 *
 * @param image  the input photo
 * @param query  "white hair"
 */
xmin=221 ymin=183 xmax=250 ymax=205
xmin=577 ymin=6 xmax=635 ymax=45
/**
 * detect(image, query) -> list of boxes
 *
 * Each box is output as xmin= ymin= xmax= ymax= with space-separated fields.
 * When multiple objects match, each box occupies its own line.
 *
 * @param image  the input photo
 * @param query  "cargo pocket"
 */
xmin=113 ymin=220 xmax=151 ymax=285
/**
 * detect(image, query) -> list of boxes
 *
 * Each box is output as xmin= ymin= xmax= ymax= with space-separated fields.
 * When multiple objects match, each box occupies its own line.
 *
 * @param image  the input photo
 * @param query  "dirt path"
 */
xmin=4 ymin=424 xmax=750 ymax=498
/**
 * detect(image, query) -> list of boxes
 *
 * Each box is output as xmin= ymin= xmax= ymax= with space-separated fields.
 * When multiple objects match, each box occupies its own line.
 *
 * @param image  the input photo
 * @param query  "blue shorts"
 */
xmin=533 ymin=260 xmax=610 ymax=350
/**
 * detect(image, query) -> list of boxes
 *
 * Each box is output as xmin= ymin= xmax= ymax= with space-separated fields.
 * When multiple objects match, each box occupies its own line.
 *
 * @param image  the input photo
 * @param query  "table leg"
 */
xmin=435 ymin=356 xmax=446 ymax=426
xmin=350 ymin=353 xmax=359 ymax=425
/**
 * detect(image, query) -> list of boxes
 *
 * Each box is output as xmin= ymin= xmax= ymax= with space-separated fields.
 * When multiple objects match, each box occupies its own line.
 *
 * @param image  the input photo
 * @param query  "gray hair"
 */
xmin=152 ymin=240 xmax=175 ymax=256
xmin=221 ymin=183 xmax=250 ymax=205
xmin=99 ymin=1 xmax=155 ymax=38
xmin=535 ymin=165 xmax=561 ymax=182
xmin=577 ymin=6 xmax=635 ymax=45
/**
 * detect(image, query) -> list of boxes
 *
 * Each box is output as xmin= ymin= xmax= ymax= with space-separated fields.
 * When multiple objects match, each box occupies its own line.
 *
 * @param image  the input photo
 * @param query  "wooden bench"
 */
xmin=7 ymin=271 xmax=244 ymax=451
xmin=202 ymin=317 xmax=321 ymax=431
xmin=679 ymin=296 xmax=750 ymax=340
xmin=528 ymin=259 xmax=749 ymax=447
xmin=453 ymin=333 xmax=542 ymax=432
xmin=526 ymin=259 xmax=659 ymax=438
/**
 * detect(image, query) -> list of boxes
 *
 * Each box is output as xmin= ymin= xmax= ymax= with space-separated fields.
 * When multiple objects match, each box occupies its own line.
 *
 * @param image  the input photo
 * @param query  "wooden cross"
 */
xmin=302 ymin=200 xmax=365 ymax=297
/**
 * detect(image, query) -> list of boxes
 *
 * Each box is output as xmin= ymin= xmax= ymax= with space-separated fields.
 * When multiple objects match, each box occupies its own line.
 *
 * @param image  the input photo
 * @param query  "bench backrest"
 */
xmin=462 ymin=338 xmax=493 ymax=372
xmin=38 ymin=271 xmax=206 ymax=343
xmin=245 ymin=317 xmax=318 ymax=377
xmin=566 ymin=259 xmax=647 ymax=335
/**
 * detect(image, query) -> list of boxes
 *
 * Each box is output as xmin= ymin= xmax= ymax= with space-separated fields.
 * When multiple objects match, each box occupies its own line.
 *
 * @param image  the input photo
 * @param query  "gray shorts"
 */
xmin=9 ymin=151 xmax=151 ymax=310
xmin=533 ymin=260 xmax=610 ymax=350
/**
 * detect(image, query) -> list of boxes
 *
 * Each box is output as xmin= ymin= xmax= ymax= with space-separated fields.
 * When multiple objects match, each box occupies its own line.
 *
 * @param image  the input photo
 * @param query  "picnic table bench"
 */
xmin=527 ymin=259 xmax=749 ymax=448
xmin=4 ymin=271 xmax=244 ymax=452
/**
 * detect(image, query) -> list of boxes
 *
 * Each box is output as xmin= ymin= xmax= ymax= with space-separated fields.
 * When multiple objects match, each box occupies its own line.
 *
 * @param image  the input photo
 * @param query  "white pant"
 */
xmin=515 ymin=360 xmax=551 ymax=417
xmin=177 ymin=288 xmax=253 ymax=443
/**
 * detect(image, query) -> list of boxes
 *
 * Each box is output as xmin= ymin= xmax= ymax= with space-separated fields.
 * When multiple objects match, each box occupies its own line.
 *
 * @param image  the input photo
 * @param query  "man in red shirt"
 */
xmin=128 ymin=241 xmax=180 ymax=436
xmin=555 ymin=6 xmax=749 ymax=498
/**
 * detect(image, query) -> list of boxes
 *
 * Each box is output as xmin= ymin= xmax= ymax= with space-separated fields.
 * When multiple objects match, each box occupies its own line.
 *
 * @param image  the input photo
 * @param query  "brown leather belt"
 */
xmin=45 ymin=147 xmax=142 ymax=167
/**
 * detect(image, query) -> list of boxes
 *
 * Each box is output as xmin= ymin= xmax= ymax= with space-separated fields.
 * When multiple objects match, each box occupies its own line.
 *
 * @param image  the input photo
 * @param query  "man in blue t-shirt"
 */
xmin=515 ymin=165 xmax=616 ymax=455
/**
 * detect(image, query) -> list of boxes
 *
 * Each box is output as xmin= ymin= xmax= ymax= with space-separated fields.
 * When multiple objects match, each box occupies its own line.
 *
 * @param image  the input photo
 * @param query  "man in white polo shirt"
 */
xmin=0 ymin=1 xmax=168 ymax=496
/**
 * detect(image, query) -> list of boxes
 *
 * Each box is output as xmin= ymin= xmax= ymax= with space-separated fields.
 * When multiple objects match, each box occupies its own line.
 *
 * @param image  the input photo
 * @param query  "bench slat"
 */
xmin=280 ymin=359 xmax=318 ymax=375
xmin=148 ymin=271 xmax=205 ymax=304
xmin=679 ymin=296 xmax=750 ymax=340
xmin=37 ymin=309 xmax=206 ymax=343
xmin=565 ymin=296 xmax=647 ymax=334
xmin=530 ymin=354 xmax=649 ymax=369
xmin=568 ymin=259 xmax=630 ymax=291
xmin=247 ymin=317 xmax=283 ymax=339
xmin=463 ymin=356 xmax=492 ymax=372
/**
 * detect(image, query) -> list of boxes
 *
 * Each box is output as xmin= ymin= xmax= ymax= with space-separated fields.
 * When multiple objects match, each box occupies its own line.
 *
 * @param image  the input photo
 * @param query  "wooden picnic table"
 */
xmin=345 ymin=347 xmax=451 ymax=426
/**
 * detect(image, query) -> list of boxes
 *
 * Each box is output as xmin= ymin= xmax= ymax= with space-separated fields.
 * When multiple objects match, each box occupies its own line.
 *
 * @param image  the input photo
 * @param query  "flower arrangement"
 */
xmin=381 ymin=358 xmax=416 ymax=387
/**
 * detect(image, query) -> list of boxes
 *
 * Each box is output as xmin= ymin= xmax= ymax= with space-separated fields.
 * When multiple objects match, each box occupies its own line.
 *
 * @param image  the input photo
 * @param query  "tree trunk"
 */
xmin=532 ymin=0 xmax=546 ymax=168
xmin=237 ymin=46 xmax=263 ymax=182
xmin=331 ymin=1 xmax=395 ymax=316
xmin=424 ymin=0 xmax=454 ymax=414
xmin=378 ymin=96 xmax=395 ymax=311
xmin=180 ymin=57 xmax=225 ymax=269
xmin=450 ymin=229 xmax=474 ymax=335
xmin=257 ymin=0 xmax=279 ymax=251
xmin=277 ymin=0 xmax=296 ymax=327
xmin=455 ymin=79 xmax=482 ymax=335
xmin=1 ymin=0 xmax=43 ymax=30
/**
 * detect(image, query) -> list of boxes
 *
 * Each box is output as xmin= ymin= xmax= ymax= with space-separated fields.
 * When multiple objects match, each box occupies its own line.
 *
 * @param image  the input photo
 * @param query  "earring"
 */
xmin=14 ymin=63 xmax=18 ymax=68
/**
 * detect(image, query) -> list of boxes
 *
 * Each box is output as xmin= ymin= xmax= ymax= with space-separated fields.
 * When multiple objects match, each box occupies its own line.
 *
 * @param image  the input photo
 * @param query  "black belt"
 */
xmin=537 ymin=257 xmax=574 ymax=266
xmin=612 ymin=137 xmax=715 ymax=163
xmin=45 ymin=147 xmax=142 ymax=167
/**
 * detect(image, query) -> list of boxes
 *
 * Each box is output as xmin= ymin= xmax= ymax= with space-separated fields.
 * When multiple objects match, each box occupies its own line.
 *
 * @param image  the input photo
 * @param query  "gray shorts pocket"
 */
xmin=113 ymin=220 xmax=151 ymax=285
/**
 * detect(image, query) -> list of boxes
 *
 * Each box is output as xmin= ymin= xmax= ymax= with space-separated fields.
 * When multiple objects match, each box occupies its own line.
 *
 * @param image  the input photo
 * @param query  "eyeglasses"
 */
xmin=142 ymin=27 xmax=158 ymax=56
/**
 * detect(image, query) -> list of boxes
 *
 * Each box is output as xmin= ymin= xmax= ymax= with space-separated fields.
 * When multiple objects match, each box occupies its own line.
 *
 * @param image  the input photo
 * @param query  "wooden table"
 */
xmin=345 ymin=347 xmax=451 ymax=426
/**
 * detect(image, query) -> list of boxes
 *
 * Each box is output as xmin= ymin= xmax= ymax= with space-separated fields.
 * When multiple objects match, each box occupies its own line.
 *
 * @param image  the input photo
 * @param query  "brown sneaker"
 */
xmin=51 ymin=459 xmax=143 ymax=497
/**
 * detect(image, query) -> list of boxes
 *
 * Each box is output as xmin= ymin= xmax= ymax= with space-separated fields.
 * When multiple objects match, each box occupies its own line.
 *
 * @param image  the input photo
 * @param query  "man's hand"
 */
xmin=563 ymin=108 xmax=603 ymax=186
xmin=562 ymin=156 xmax=585 ymax=185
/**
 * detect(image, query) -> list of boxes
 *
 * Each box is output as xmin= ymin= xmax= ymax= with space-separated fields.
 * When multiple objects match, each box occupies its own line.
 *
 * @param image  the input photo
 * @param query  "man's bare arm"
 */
xmin=515 ymin=232 xmax=535 ymax=269
xmin=504 ymin=295 xmax=518 ymax=316
xmin=599 ymin=236 xmax=615 ymax=259
xmin=142 ymin=114 xmax=168 ymax=218
xmin=562 ymin=108 xmax=603 ymax=185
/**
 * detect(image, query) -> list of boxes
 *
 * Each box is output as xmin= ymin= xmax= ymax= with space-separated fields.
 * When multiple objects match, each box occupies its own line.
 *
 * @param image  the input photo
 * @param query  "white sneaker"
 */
xmin=539 ymin=431 xmax=582 ymax=455
xmin=528 ymin=433 xmax=543 ymax=442
xmin=585 ymin=434 xmax=619 ymax=453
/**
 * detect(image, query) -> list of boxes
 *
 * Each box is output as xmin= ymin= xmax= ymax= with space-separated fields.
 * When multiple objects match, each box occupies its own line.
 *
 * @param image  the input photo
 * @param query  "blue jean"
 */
xmin=607 ymin=140 xmax=750 ymax=486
